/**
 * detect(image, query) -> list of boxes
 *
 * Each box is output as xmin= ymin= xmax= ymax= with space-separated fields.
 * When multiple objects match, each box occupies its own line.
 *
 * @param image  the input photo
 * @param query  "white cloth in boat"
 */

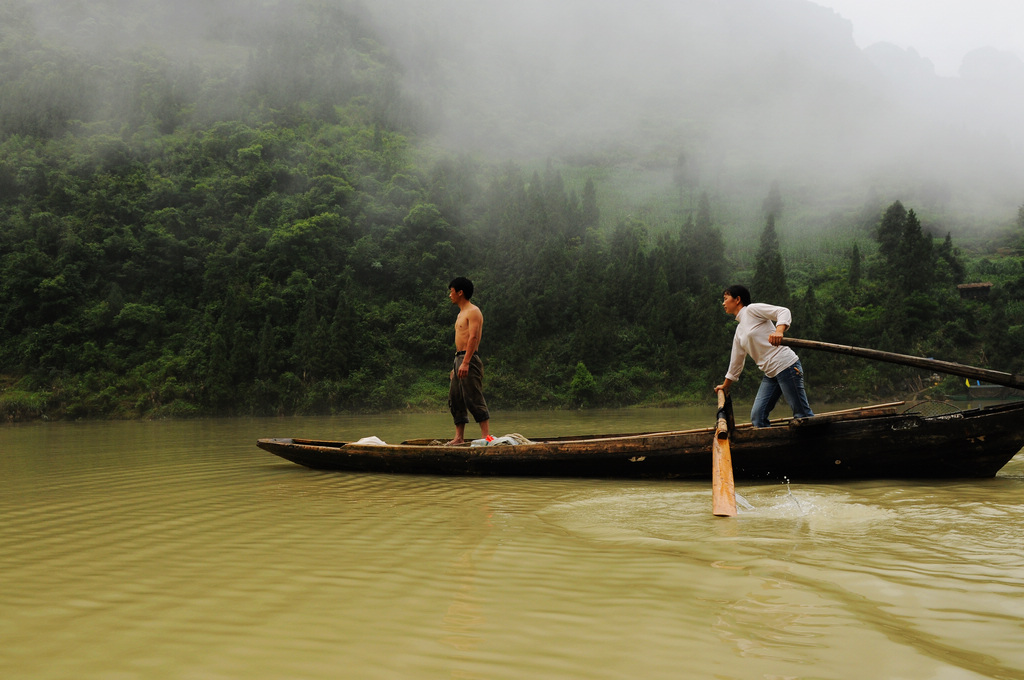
xmin=471 ymin=433 xmax=534 ymax=446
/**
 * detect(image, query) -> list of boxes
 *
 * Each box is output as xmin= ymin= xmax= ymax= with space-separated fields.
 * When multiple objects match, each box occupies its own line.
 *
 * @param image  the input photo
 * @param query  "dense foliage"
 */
xmin=2 ymin=0 xmax=1023 ymax=420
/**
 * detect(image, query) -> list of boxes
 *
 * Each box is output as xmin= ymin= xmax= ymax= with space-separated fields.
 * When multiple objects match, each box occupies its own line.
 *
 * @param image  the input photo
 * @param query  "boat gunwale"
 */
xmin=257 ymin=401 xmax=922 ymax=454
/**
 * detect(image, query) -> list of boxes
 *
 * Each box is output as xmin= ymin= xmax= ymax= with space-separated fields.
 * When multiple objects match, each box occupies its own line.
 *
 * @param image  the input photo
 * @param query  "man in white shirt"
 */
xmin=714 ymin=284 xmax=814 ymax=427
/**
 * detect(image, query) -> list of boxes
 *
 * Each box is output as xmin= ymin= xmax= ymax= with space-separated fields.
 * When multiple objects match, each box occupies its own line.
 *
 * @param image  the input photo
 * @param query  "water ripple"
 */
xmin=2 ymin=421 xmax=1023 ymax=680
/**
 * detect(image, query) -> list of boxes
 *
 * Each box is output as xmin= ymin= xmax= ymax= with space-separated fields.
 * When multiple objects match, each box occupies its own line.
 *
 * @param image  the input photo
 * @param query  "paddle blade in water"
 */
xmin=712 ymin=435 xmax=738 ymax=517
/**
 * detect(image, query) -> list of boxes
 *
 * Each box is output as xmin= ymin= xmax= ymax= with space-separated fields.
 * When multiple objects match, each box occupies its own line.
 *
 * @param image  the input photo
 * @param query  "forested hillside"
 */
xmin=1 ymin=0 xmax=1023 ymax=420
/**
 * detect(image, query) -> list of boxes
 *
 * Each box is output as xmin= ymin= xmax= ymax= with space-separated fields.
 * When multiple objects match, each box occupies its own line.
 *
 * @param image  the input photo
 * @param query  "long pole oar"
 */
xmin=780 ymin=338 xmax=1024 ymax=390
xmin=712 ymin=390 xmax=737 ymax=517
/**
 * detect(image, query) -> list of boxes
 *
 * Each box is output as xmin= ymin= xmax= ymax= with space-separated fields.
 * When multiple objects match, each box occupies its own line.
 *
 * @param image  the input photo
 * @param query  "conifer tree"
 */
xmin=876 ymin=200 xmax=907 ymax=256
xmin=680 ymin=193 xmax=725 ymax=288
xmin=848 ymin=243 xmax=862 ymax=288
xmin=896 ymin=209 xmax=933 ymax=290
xmin=752 ymin=213 xmax=789 ymax=305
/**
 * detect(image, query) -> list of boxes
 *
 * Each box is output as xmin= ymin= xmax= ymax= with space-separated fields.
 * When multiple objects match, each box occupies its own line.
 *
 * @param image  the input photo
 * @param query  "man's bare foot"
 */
xmin=445 ymin=438 xmax=465 ymax=446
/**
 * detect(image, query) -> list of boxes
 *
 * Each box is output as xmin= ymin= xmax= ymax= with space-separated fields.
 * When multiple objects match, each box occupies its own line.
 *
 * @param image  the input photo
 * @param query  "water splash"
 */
xmin=735 ymin=492 xmax=754 ymax=511
xmin=783 ymin=477 xmax=804 ymax=515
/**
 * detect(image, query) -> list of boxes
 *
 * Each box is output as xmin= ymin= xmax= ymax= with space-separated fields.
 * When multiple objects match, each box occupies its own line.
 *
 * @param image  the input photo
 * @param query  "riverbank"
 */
xmin=2 ymin=374 xmax=971 ymax=424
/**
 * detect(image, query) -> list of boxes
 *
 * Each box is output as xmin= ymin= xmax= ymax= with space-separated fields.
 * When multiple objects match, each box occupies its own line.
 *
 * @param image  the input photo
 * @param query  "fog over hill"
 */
xmin=9 ymin=0 xmax=1024 ymax=230
xmin=364 ymin=0 xmax=1024 ymax=227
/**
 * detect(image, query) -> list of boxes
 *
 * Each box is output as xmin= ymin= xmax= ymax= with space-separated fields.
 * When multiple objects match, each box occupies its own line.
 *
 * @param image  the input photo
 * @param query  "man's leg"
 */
xmin=776 ymin=360 xmax=814 ymax=419
xmin=448 ymin=357 xmax=470 ymax=444
xmin=751 ymin=376 xmax=782 ymax=427
xmin=464 ymin=355 xmax=491 ymax=440
xmin=450 ymin=421 xmax=466 ymax=444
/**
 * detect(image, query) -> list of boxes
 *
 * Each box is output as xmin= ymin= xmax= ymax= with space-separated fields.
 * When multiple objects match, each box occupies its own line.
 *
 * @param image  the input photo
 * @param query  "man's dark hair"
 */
xmin=449 ymin=277 xmax=474 ymax=299
xmin=724 ymin=284 xmax=751 ymax=306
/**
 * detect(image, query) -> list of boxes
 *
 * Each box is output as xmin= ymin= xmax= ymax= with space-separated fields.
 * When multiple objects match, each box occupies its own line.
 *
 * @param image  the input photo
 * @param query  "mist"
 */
xmin=363 ymin=0 xmax=1024 ymax=230
xmin=7 ymin=0 xmax=1024 ymax=233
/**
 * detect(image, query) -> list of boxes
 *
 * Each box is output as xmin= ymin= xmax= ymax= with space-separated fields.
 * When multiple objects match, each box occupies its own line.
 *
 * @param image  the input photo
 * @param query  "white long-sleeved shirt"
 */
xmin=725 ymin=303 xmax=799 ymax=381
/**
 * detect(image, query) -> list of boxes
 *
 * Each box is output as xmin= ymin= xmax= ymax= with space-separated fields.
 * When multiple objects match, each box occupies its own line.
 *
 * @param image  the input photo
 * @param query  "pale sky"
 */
xmin=813 ymin=0 xmax=1024 ymax=76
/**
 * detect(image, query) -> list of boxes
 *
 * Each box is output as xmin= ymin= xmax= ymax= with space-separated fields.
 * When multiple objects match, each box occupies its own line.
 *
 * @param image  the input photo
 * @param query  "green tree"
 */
xmin=876 ymin=201 xmax=907 ymax=254
xmin=679 ymin=193 xmax=725 ymax=289
xmin=569 ymin=361 xmax=597 ymax=406
xmin=848 ymin=242 xmax=862 ymax=288
xmin=752 ymin=213 xmax=789 ymax=305
xmin=894 ymin=209 xmax=933 ymax=293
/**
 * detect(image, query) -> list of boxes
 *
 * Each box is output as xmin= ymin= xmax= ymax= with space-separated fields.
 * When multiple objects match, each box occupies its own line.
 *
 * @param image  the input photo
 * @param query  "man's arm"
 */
xmin=756 ymin=303 xmax=792 ymax=347
xmin=716 ymin=334 xmax=745 ymax=394
xmin=769 ymin=323 xmax=788 ymax=346
xmin=457 ymin=307 xmax=483 ymax=378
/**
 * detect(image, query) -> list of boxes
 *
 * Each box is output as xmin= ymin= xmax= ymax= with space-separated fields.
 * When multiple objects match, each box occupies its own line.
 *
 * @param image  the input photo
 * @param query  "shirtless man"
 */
xmin=447 ymin=277 xmax=491 ymax=445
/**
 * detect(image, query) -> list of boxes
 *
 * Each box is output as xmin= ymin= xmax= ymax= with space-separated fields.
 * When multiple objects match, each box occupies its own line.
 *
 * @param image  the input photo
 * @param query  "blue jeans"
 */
xmin=751 ymin=360 xmax=813 ymax=427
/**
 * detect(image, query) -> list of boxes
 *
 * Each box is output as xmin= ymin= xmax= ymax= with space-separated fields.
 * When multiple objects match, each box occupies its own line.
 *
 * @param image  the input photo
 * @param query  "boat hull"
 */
xmin=256 ymin=402 xmax=1024 ymax=481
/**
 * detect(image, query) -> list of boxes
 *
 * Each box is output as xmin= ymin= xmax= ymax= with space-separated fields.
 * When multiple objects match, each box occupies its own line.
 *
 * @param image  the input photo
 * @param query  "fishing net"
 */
xmin=900 ymin=401 xmax=963 ymax=418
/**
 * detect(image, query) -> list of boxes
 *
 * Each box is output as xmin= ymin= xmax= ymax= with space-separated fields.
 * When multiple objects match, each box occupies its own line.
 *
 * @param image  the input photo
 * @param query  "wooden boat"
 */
xmin=257 ymin=400 xmax=1024 ymax=481
xmin=259 ymin=339 xmax=1024 ymax=482
xmin=967 ymin=382 xmax=1013 ymax=400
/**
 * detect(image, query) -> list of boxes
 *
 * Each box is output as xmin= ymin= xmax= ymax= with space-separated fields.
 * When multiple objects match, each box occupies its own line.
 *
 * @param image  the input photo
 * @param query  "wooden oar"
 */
xmin=780 ymin=338 xmax=1024 ymax=390
xmin=712 ymin=390 xmax=737 ymax=517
